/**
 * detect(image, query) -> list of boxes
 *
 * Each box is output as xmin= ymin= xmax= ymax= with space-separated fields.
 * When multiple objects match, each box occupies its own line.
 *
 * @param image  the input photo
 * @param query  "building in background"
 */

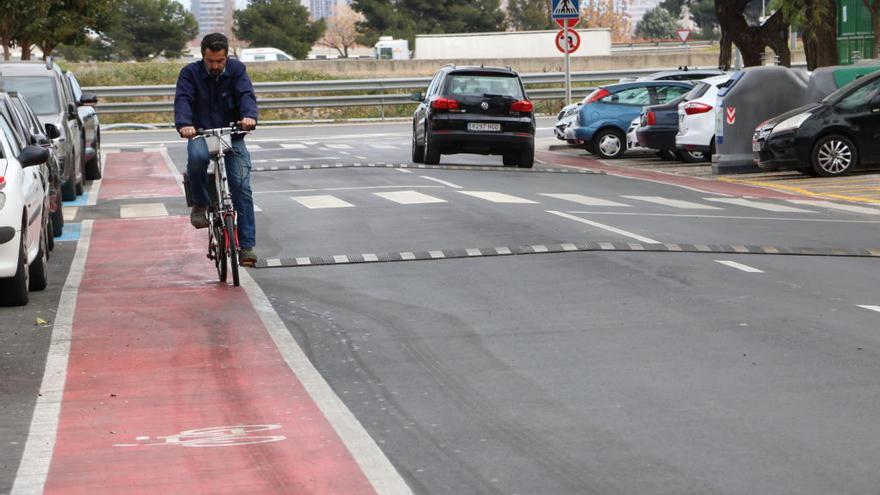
xmin=191 ymin=0 xmax=235 ymax=38
xmin=620 ymin=0 xmax=662 ymax=32
xmin=307 ymin=0 xmax=351 ymax=20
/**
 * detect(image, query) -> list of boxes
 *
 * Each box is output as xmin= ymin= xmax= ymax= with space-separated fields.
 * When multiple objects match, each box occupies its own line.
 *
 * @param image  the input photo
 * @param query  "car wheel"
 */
xmin=52 ymin=201 xmax=64 ymax=237
xmin=85 ymin=149 xmax=102 ymax=180
xmin=75 ymin=171 xmax=84 ymax=195
xmin=411 ymin=128 xmax=425 ymax=164
xmin=502 ymin=153 xmax=518 ymax=167
xmin=592 ymin=129 xmax=626 ymax=159
xmin=47 ymin=216 xmax=55 ymax=252
xmin=811 ymin=135 xmax=857 ymax=177
xmin=424 ymin=131 xmax=440 ymax=165
xmin=29 ymin=226 xmax=48 ymax=291
xmin=61 ymin=179 xmax=76 ymax=202
xmin=517 ymin=147 xmax=534 ymax=169
xmin=677 ymin=149 xmax=709 ymax=163
xmin=0 ymin=226 xmax=29 ymax=306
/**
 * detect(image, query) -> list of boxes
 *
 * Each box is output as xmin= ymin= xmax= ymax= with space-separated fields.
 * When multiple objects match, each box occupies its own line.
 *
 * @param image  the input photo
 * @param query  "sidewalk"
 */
xmin=13 ymin=151 xmax=407 ymax=495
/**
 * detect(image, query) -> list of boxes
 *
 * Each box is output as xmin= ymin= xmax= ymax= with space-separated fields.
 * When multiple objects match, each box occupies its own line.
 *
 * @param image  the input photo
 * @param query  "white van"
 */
xmin=238 ymin=48 xmax=294 ymax=62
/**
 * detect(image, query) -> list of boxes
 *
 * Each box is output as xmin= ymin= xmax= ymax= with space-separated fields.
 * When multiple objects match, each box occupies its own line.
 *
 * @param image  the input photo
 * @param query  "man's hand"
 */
xmin=239 ymin=118 xmax=257 ymax=132
xmin=179 ymin=126 xmax=197 ymax=139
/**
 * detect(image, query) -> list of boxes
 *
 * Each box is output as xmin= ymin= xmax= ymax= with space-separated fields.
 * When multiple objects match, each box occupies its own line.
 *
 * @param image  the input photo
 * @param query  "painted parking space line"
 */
xmin=55 ymin=223 xmax=82 ymax=242
xmin=714 ymin=260 xmax=765 ymax=273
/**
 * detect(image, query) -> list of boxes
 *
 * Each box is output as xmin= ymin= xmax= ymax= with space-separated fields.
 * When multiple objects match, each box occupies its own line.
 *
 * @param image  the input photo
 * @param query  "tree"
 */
xmin=775 ymin=0 xmax=836 ymax=70
xmin=659 ymin=0 xmax=685 ymax=17
xmin=635 ymin=6 xmax=678 ymax=39
xmin=507 ymin=0 xmax=556 ymax=31
xmin=318 ymin=4 xmax=364 ymax=57
xmin=101 ymin=0 xmax=197 ymax=61
xmin=33 ymin=0 xmax=116 ymax=60
xmin=234 ymin=0 xmax=326 ymax=59
xmin=0 ymin=1 xmax=46 ymax=60
xmin=864 ymin=0 xmax=880 ymax=61
xmin=352 ymin=0 xmax=506 ymax=47
xmin=715 ymin=0 xmax=791 ymax=68
xmin=690 ymin=0 xmax=718 ymax=38
xmin=581 ymin=0 xmax=632 ymax=43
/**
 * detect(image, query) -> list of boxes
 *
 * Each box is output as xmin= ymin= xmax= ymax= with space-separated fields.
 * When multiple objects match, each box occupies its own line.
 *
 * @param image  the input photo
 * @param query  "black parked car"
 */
xmin=636 ymin=92 xmax=708 ymax=163
xmin=754 ymin=70 xmax=880 ymax=176
xmin=410 ymin=65 xmax=536 ymax=168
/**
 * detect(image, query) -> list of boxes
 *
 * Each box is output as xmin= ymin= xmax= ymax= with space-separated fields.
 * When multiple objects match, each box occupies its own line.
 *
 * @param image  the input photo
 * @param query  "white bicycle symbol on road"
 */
xmin=114 ymin=424 xmax=287 ymax=448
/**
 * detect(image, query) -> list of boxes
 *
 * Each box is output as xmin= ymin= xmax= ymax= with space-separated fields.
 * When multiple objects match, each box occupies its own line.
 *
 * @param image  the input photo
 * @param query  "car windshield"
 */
xmin=447 ymin=74 xmax=523 ymax=99
xmin=823 ymin=74 xmax=880 ymax=105
xmin=2 ymin=76 xmax=60 ymax=115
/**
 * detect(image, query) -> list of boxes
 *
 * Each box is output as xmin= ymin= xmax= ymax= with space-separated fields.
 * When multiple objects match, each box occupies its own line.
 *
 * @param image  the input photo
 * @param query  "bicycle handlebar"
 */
xmin=196 ymin=123 xmax=245 ymax=137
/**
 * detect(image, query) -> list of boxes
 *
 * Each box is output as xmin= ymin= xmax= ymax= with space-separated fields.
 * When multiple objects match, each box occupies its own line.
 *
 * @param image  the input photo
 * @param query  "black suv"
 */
xmin=410 ymin=65 xmax=536 ymax=168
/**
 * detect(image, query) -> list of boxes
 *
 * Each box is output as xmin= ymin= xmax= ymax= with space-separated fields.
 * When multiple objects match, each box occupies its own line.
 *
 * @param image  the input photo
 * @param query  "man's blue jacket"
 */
xmin=174 ymin=58 xmax=258 ymax=131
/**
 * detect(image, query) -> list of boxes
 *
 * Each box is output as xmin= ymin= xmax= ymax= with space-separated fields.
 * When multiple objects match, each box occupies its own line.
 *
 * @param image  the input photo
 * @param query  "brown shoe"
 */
xmin=190 ymin=205 xmax=209 ymax=229
xmin=239 ymin=247 xmax=257 ymax=266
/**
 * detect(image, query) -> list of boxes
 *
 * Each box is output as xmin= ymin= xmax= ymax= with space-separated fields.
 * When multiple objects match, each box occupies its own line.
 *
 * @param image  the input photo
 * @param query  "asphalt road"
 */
xmin=3 ymin=120 xmax=880 ymax=494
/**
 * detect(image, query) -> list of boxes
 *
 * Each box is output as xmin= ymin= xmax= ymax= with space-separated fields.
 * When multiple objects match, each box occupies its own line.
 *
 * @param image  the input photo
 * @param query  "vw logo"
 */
xmin=480 ymin=102 xmax=489 ymax=110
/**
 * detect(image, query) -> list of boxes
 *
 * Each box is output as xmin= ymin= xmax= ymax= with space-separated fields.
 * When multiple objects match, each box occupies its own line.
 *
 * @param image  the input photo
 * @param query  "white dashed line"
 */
xmin=714 ymin=260 xmax=764 ymax=273
xmin=546 ymin=210 xmax=661 ymax=244
xmin=419 ymin=176 xmax=462 ymax=189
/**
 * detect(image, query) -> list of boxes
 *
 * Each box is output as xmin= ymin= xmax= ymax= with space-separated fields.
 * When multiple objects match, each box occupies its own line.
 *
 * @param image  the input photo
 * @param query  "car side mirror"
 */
xmin=79 ymin=91 xmax=98 ymax=106
xmin=18 ymin=145 xmax=49 ymax=167
xmin=409 ymin=92 xmax=423 ymax=102
xmin=44 ymin=123 xmax=61 ymax=140
xmin=67 ymin=102 xmax=77 ymax=119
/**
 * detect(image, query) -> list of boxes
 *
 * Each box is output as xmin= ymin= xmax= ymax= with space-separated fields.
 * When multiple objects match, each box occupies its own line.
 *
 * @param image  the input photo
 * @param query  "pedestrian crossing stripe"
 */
xmin=254 ymin=242 xmax=880 ymax=268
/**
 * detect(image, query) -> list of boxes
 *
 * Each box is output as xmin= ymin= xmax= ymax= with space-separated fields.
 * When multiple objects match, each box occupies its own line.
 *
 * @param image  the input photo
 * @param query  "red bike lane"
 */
xmin=37 ymin=151 xmax=386 ymax=494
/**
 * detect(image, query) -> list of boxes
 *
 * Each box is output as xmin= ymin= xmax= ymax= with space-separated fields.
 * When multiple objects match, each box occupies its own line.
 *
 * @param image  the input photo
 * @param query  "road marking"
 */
xmin=252 ymin=156 xmax=340 ymax=163
xmin=154 ymin=147 xmax=186 ymax=195
xmin=363 ymin=253 xmax=379 ymax=262
xmin=429 ymin=250 xmax=445 ymax=259
xmin=281 ymin=143 xmax=307 ymax=149
xmin=84 ymin=149 xmax=113 ymax=206
xmin=253 ymin=203 xmax=263 ymax=212
xmin=247 ymin=144 xmax=261 ymax=150
xmin=333 ymin=255 xmax=350 ymax=263
xmin=857 ymin=305 xmax=880 ymax=313
xmin=63 ymin=206 xmax=79 ymax=222
xmin=11 ymin=221 xmax=93 ymax=495
xmin=374 ymin=190 xmax=447 ymax=205
xmin=291 ymin=195 xmax=355 ymax=209
xmin=266 ymin=258 xmax=281 ymax=267
xmin=704 ymin=197 xmax=814 ymax=212
xmin=419 ymin=176 xmax=462 ymax=189
xmin=623 ymin=196 xmax=722 ymax=210
xmin=257 ymin=185 xmax=443 ymax=195
xmin=546 ymin=210 xmax=661 ymax=244
xmin=495 ymin=247 xmax=512 ymax=254
xmin=562 ymin=210 xmax=880 ymax=224
xmin=370 ymin=144 xmax=398 ymax=149
xmin=356 ymin=155 xmax=369 ymax=160
xmin=325 ymin=143 xmax=353 ymax=149
xmin=466 ymin=248 xmax=482 ymax=256
xmin=394 ymin=168 xmax=412 ymax=174
xmin=239 ymin=270 xmax=414 ymax=495
xmin=788 ymin=200 xmax=880 ymax=215
xmin=401 ymin=252 xmax=416 ymax=260
xmin=119 ymin=203 xmax=169 ymax=218
xmin=457 ymin=191 xmax=538 ymax=204
xmin=539 ymin=193 xmax=630 ymax=207
xmin=715 ymin=260 xmax=765 ymax=273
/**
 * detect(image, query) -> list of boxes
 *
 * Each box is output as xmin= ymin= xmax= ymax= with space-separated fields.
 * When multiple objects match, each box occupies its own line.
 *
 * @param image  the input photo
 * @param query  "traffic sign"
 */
xmin=551 ymin=0 xmax=580 ymax=20
xmin=677 ymin=29 xmax=691 ymax=43
xmin=555 ymin=29 xmax=580 ymax=53
xmin=555 ymin=18 xmax=579 ymax=29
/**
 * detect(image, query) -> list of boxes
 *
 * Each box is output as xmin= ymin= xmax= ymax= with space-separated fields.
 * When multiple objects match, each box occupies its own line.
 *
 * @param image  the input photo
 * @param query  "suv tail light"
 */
xmin=683 ymin=102 xmax=713 ymax=115
xmin=511 ymin=100 xmax=533 ymax=113
xmin=431 ymin=98 xmax=459 ymax=111
xmin=0 ymin=176 xmax=5 ymax=189
xmin=645 ymin=111 xmax=656 ymax=126
xmin=584 ymin=88 xmax=610 ymax=104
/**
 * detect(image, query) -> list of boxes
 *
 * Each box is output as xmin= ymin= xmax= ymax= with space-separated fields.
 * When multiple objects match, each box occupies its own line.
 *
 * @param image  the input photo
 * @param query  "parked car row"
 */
xmin=0 ymin=59 xmax=101 ymax=306
xmin=558 ymin=64 xmax=880 ymax=176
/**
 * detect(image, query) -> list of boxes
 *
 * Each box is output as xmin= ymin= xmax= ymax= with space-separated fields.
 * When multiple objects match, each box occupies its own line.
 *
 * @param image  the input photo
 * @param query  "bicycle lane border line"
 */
xmin=535 ymin=150 xmax=815 ymax=201
xmin=10 ymin=220 xmax=93 ymax=495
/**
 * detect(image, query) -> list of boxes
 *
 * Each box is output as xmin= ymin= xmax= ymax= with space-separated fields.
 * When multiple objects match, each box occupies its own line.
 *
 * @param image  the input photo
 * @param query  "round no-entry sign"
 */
xmin=555 ymin=29 xmax=580 ymax=53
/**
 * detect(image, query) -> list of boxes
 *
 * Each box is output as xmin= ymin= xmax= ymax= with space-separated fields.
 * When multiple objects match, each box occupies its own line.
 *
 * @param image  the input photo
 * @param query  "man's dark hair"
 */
xmin=201 ymin=33 xmax=229 ymax=56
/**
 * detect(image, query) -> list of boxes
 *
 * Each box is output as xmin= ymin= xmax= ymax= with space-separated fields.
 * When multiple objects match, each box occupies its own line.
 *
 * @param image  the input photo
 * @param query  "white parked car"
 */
xmin=675 ymin=73 xmax=736 ymax=160
xmin=554 ymin=101 xmax=581 ymax=141
xmin=626 ymin=116 xmax=648 ymax=152
xmin=0 ymin=107 xmax=51 ymax=306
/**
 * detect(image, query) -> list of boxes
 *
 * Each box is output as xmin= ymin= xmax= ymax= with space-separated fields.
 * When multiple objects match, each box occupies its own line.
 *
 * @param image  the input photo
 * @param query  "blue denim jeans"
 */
xmin=187 ymin=136 xmax=256 ymax=249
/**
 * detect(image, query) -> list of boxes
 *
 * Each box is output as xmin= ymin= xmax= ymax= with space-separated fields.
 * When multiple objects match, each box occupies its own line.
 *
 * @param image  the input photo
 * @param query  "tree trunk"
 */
xmin=716 ymin=0 xmax=791 ymax=67
xmin=0 ymin=35 xmax=10 ymax=61
xmin=719 ymin=29 xmax=732 ymax=69
xmin=803 ymin=0 xmax=837 ymax=70
xmin=20 ymin=41 xmax=31 ymax=61
xmin=865 ymin=1 xmax=880 ymax=60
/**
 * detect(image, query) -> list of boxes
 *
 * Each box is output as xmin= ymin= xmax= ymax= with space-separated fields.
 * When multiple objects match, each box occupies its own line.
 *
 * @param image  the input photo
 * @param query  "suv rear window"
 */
xmin=2 ymin=76 xmax=60 ymax=115
xmin=445 ymin=73 xmax=523 ymax=99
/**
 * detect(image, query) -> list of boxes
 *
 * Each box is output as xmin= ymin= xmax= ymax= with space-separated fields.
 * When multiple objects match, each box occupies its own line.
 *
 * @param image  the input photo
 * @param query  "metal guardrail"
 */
xmin=85 ymin=64 xmax=805 ymax=115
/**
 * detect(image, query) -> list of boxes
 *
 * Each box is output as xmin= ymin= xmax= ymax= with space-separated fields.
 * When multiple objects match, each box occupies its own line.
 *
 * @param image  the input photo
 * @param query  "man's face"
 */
xmin=203 ymin=48 xmax=227 ymax=76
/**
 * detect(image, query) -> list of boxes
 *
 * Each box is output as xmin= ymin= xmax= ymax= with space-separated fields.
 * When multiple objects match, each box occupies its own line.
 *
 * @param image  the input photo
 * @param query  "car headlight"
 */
xmin=771 ymin=112 xmax=812 ymax=135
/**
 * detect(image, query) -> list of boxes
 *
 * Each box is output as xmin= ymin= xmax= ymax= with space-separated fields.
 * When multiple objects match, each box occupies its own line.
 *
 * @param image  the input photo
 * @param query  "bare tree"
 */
xmin=318 ymin=3 xmax=364 ymax=58
xmin=716 ymin=0 xmax=791 ymax=68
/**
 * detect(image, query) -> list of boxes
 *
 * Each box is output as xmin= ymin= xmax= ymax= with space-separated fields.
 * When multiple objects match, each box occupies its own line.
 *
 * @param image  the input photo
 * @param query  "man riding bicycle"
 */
xmin=175 ymin=32 xmax=259 ymax=266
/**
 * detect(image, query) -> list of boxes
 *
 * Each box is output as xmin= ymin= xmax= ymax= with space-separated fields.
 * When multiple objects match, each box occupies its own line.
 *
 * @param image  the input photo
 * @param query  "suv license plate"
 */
xmin=468 ymin=123 xmax=501 ymax=132
xmin=752 ymin=140 xmax=762 ymax=152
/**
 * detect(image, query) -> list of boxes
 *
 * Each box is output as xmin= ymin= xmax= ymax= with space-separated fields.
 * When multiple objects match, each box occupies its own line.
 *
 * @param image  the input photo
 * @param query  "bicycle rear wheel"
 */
xmin=225 ymin=215 xmax=239 ymax=287
xmin=213 ymin=217 xmax=227 ymax=282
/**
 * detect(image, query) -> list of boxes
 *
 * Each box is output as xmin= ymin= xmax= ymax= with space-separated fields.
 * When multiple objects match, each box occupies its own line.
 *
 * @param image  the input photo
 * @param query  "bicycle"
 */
xmin=183 ymin=124 xmax=246 ymax=286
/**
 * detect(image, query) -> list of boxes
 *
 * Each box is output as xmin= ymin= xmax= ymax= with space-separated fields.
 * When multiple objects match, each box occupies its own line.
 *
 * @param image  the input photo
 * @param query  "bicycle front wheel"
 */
xmin=225 ymin=215 xmax=239 ymax=287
